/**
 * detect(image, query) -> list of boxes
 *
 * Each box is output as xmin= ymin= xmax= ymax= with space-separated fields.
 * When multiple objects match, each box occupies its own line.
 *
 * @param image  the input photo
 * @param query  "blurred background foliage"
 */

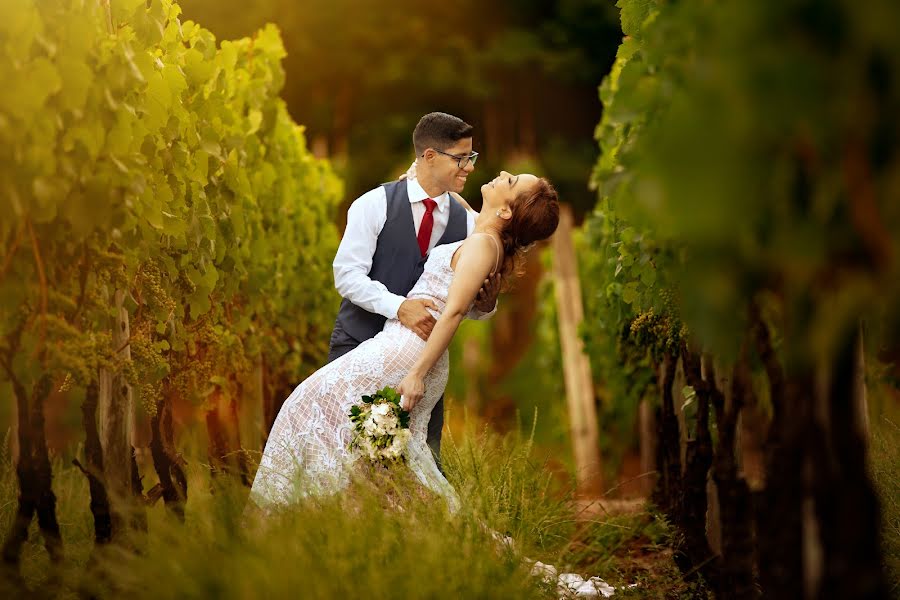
xmin=179 ymin=0 xmax=621 ymax=216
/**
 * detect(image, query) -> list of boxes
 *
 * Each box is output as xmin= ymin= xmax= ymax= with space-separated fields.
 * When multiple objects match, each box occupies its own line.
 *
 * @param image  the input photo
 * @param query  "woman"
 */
xmin=248 ymin=171 xmax=560 ymax=511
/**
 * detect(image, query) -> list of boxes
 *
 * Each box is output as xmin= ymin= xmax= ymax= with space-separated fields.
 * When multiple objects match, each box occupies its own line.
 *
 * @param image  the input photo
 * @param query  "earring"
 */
xmin=496 ymin=210 xmax=501 ymax=217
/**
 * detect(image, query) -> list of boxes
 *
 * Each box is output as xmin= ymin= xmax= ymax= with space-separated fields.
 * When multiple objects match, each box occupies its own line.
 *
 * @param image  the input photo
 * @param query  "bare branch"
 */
xmin=25 ymin=217 xmax=48 ymax=360
xmin=0 ymin=222 xmax=25 ymax=283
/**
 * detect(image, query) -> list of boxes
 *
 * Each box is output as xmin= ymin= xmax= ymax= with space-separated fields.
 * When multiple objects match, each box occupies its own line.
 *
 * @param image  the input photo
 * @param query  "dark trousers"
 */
xmin=328 ymin=324 xmax=445 ymax=473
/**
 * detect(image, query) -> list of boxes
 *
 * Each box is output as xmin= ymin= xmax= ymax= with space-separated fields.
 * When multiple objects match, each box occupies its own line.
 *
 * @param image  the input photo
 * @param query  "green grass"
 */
xmin=871 ymin=414 xmax=900 ymax=596
xmin=0 ymin=425 xmax=697 ymax=599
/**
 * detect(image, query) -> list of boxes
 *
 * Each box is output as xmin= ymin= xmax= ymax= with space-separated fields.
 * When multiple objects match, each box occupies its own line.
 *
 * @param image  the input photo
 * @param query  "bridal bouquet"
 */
xmin=348 ymin=386 xmax=411 ymax=466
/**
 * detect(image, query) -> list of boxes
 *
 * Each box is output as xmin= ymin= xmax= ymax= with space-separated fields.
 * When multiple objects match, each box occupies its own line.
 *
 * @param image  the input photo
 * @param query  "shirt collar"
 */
xmin=407 ymin=178 xmax=449 ymax=212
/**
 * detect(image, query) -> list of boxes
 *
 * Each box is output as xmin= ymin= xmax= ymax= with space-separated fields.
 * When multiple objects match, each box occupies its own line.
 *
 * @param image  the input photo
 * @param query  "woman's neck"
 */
xmin=473 ymin=213 xmax=502 ymax=237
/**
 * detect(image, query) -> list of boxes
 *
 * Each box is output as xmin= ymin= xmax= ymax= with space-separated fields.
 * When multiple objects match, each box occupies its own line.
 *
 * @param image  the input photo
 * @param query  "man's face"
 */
xmin=430 ymin=137 xmax=475 ymax=194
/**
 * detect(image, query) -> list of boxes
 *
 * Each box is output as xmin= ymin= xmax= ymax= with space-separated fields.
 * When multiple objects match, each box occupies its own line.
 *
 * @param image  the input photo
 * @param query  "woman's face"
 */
xmin=481 ymin=171 xmax=539 ymax=210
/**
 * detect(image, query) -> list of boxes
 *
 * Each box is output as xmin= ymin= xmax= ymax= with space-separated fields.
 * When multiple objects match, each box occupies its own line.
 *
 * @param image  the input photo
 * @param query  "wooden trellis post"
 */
xmin=552 ymin=204 xmax=604 ymax=497
xmin=855 ymin=322 xmax=870 ymax=442
xmin=98 ymin=288 xmax=137 ymax=533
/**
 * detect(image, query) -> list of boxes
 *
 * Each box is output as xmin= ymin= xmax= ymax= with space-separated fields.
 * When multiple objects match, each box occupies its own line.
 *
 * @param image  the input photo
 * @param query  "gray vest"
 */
xmin=333 ymin=180 xmax=468 ymax=344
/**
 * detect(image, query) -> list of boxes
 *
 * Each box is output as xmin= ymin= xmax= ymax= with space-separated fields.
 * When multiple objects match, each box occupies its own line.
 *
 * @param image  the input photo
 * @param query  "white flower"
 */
xmin=371 ymin=402 xmax=392 ymax=417
xmin=382 ymin=429 xmax=410 ymax=460
xmin=363 ymin=414 xmax=378 ymax=435
xmin=356 ymin=436 xmax=376 ymax=460
xmin=378 ymin=413 xmax=399 ymax=431
xmin=371 ymin=402 xmax=399 ymax=431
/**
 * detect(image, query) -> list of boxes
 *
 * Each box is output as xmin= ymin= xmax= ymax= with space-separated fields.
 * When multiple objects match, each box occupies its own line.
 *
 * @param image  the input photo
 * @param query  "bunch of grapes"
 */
xmin=170 ymin=318 xmax=249 ymax=405
xmin=136 ymin=261 xmax=177 ymax=319
xmin=170 ymin=327 xmax=215 ymax=404
xmin=659 ymin=288 xmax=677 ymax=316
xmin=58 ymin=373 xmax=74 ymax=393
xmin=657 ymin=287 xmax=688 ymax=353
xmin=127 ymin=321 xmax=170 ymax=416
xmin=629 ymin=308 xmax=665 ymax=347
xmin=628 ymin=296 xmax=688 ymax=358
xmin=137 ymin=382 xmax=163 ymax=417
xmin=43 ymin=314 xmax=114 ymax=387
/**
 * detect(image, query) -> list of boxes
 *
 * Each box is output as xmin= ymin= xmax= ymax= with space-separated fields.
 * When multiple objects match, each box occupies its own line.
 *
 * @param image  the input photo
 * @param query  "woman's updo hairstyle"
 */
xmin=497 ymin=178 xmax=560 ymax=282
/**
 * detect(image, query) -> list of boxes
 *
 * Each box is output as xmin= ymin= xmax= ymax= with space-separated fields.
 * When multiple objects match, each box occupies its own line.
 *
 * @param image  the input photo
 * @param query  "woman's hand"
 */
xmin=397 ymin=372 xmax=425 ymax=411
xmin=398 ymin=160 xmax=417 ymax=181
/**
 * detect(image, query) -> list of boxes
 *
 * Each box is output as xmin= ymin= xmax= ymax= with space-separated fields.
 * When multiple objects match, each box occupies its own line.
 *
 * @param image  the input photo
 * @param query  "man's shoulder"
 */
xmin=380 ymin=179 xmax=406 ymax=190
xmin=380 ymin=179 xmax=412 ymax=207
xmin=350 ymin=184 xmax=390 ymax=208
xmin=381 ymin=179 xmax=408 ymax=197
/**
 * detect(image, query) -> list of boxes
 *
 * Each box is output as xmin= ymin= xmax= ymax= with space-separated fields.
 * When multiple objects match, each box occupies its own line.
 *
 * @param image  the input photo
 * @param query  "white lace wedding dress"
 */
xmin=247 ymin=236 xmax=620 ymax=597
xmin=248 ymin=239 xmax=471 ymax=512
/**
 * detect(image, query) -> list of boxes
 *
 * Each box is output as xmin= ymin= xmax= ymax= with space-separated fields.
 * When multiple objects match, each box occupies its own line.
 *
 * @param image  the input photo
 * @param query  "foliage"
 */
xmin=0 ymin=0 xmax=341 ymax=415
xmin=579 ymin=0 xmax=900 ymax=594
xmin=579 ymin=0 xmax=900 ymax=454
xmin=571 ymin=19 xmax=685 ymax=473
xmin=594 ymin=0 xmax=900 ymax=361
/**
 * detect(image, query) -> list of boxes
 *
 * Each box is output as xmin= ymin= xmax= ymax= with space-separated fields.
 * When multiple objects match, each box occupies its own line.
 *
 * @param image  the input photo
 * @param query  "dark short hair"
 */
xmin=413 ymin=112 xmax=473 ymax=156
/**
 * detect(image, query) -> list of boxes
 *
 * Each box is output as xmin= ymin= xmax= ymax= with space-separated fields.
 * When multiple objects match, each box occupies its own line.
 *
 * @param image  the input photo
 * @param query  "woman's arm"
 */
xmin=397 ymin=235 xmax=497 ymax=410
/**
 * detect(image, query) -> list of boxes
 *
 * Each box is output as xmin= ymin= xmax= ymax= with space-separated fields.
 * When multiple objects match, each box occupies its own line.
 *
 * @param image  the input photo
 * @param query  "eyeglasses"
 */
xmin=429 ymin=148 xmax=479 ymax=169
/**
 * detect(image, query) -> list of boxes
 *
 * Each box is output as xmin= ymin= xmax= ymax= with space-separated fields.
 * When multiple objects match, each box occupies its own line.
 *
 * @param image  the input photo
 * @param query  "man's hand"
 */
xmin=398 ymin=298 xmax=438 ymax=340
xmin=473 ymin=272 xmax=501 ymax=313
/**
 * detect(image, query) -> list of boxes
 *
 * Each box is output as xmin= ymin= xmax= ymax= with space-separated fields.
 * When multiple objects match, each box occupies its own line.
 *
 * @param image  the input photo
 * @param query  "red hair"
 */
xmin=497 ymin=178 xmax=560 ymax=282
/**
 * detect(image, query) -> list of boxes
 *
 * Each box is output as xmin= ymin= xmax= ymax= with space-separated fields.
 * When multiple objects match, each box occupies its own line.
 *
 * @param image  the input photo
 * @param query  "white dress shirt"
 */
xmin=333 ymin=178 xmax=491 ymax=321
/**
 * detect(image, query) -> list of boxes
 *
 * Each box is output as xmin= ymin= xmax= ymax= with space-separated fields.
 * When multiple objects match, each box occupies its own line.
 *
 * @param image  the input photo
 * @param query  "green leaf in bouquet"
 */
xmin=377 ymin=386 xmax=398 ymax=402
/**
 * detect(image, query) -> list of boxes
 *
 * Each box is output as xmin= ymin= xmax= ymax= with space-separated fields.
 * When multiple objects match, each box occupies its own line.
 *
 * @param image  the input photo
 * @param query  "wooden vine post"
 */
xmin=97 ymin=288 xmax=136 ymax=534
xmin=552 ymin=204 xmax=604 ymax=497
xmin=855 ymin=322 xmax=869 ymax=442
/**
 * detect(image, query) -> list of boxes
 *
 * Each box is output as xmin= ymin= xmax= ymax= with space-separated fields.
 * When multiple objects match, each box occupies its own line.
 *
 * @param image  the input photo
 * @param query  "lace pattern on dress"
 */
xmin=249 ymin=240 xmax=471 ymax=512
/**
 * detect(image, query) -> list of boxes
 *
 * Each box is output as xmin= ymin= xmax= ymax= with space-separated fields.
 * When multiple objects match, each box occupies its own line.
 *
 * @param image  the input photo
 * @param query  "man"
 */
xmin=329 ymin=112 xmax=500 ymax=469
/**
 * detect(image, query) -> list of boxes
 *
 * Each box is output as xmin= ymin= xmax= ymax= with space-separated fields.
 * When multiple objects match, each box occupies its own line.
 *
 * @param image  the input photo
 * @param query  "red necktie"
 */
xmin=417 ymin=198 xmax=437 ymax=257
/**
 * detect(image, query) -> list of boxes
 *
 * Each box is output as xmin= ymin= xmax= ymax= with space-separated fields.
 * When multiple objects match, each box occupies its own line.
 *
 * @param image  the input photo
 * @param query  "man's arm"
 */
xmin=333 ymin=186 xmax=439 ymax=340
xmin=333 ymin=187 xmax=406 ymax=320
